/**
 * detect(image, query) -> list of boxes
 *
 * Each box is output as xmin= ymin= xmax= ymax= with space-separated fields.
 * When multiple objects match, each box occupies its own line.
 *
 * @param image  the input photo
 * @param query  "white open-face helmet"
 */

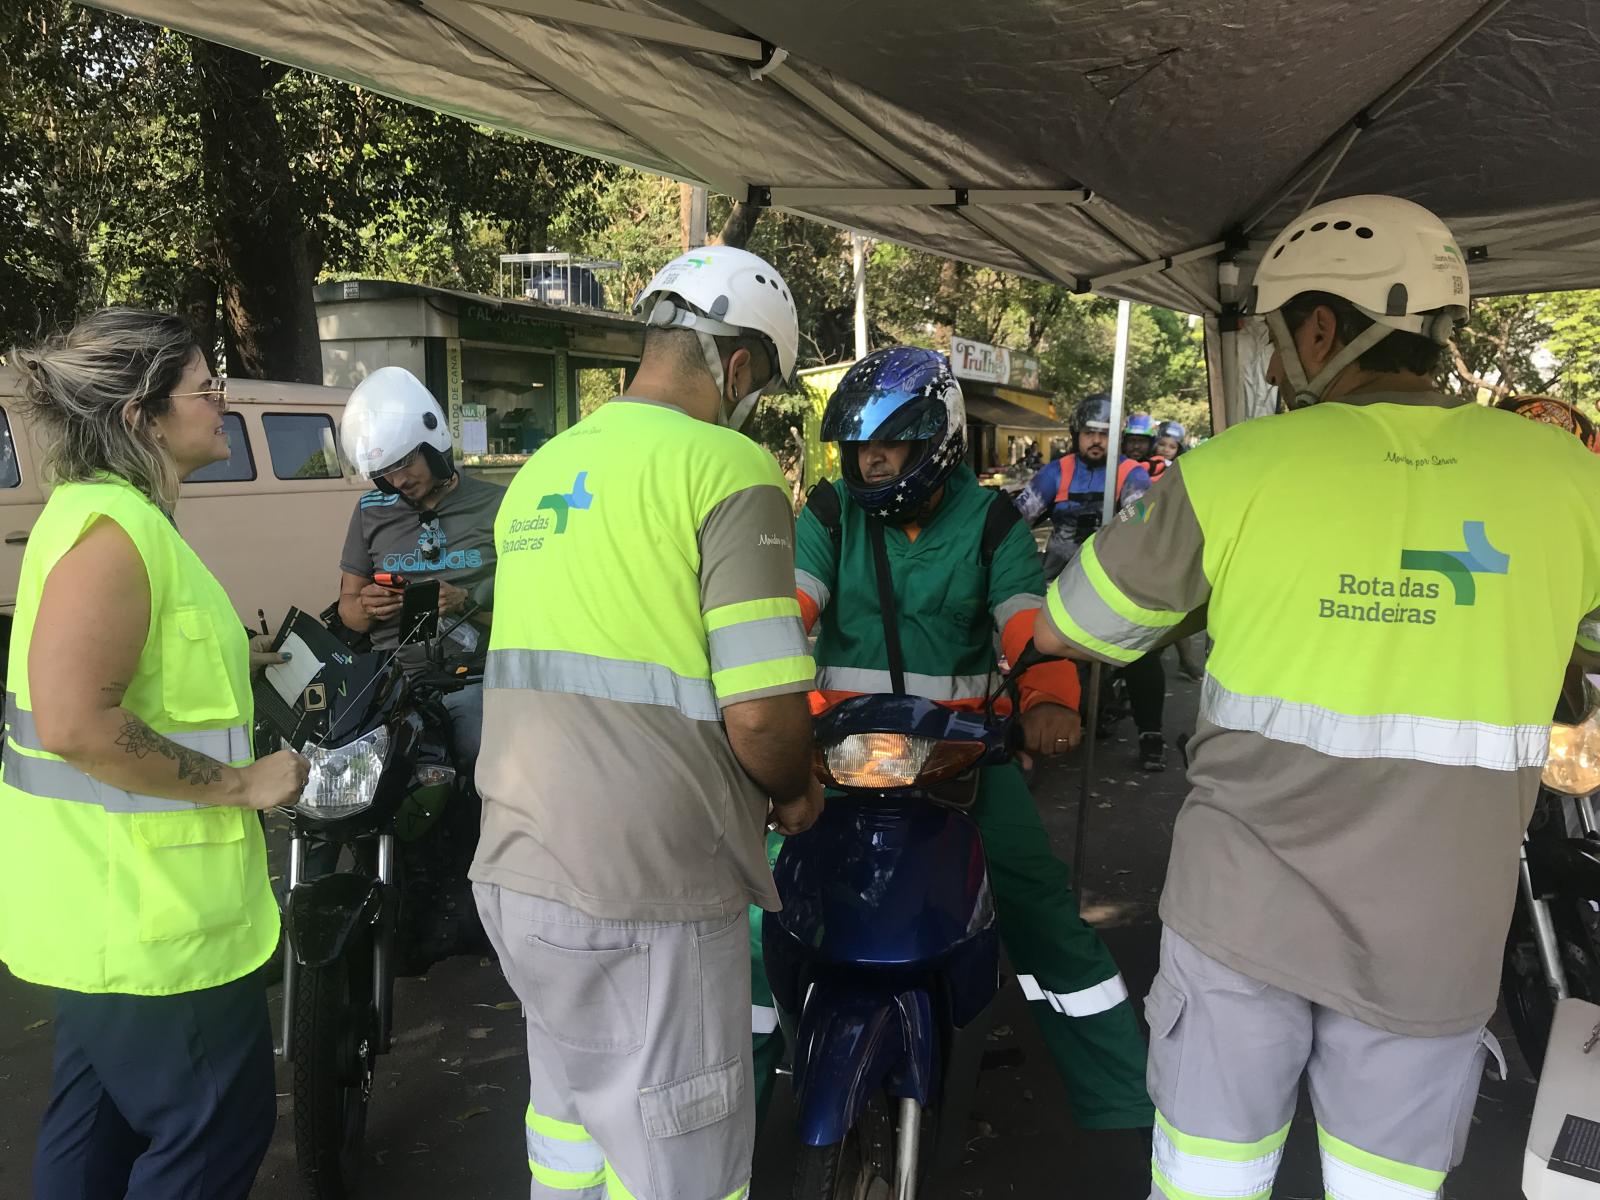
xmin=632 ymin=246 xmax=800 ymax=431
xmin=1250 ymin=194 xmax=1469 ymax=406
xmin=340 ymin=366 xmax=453 ymax=493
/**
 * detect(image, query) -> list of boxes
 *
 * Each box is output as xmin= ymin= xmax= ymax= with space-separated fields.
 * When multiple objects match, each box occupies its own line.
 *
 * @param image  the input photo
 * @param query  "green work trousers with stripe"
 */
xmin=751 ymin=761 xmax=1153 ymax=1132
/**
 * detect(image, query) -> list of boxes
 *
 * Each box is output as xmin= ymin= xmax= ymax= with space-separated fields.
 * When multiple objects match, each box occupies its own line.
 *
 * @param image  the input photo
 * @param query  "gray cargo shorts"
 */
xmin=475 ymin=883 xmax=754 ymax=1200
xmin=1144 ymin=927 xmax=1501 ymax=1200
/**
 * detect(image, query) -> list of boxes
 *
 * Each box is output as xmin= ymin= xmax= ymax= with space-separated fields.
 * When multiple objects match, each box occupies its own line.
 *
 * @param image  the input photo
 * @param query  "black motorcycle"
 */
xmin=266 ymin=622 xmax=483 ymax=1199
xmin=1501 ymin=666 xmax=1600 ymax=1077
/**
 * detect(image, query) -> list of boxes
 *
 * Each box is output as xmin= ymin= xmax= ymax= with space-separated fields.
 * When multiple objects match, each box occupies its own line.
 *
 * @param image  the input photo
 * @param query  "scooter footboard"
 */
xmin=791 ymin=982 xmax=935 ymax=1148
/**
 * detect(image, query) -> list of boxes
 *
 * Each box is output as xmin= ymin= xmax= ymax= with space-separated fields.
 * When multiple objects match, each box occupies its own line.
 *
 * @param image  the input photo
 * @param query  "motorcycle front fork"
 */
xmin=277 ymin=832 xmax=396 ymax=1060
xmin=894 ymin=1098 xmax=920 ymax=1200
xmin=1520 ymin=795 xmax=1600 ymax=1003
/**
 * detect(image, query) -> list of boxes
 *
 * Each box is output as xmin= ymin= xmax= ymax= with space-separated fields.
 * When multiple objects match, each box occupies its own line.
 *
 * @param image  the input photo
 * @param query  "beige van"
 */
xmin=0 ymin=371 xmax=367 ymax=676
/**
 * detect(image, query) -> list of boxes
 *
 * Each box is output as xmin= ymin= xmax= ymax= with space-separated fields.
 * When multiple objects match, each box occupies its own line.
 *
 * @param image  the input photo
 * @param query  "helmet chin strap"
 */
xmin=1265 ymin=311 xmax=1396 ymax=408
xmin=695 ymin=330 xmax=762 ymax=432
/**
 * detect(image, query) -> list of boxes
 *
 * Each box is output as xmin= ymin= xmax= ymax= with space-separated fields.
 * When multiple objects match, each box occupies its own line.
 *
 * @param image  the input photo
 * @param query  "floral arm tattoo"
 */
xmin=115 ymin=718 xmax=224 ymax=787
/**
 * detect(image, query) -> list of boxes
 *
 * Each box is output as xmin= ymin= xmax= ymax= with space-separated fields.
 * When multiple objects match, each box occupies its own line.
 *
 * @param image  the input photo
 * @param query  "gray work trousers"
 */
xmin=1144 ymin=928 xmax=1500 ymax=1200
xmin=475 ymin=883 xmax=754 ymax=1200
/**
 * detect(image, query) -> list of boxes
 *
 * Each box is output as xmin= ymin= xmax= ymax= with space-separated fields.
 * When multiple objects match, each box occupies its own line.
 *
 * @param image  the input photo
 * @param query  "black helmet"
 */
xmin=821 ymin=347 xmax=966 ymax=523
xmin=1070 ymin=393 xmax=1113 ymax=438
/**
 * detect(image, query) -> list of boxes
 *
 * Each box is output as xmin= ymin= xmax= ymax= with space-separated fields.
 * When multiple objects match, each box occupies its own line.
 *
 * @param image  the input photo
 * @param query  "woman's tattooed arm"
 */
xmin=115 ymin=718 xmax=225 ymax=786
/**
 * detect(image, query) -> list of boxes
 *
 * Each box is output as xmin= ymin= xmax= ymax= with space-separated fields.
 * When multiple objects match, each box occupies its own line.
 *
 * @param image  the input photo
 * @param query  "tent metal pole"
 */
xmin=1296 ymin=124 xmax=1363 ymax=214
xmin=1243 ymin=0 xmax=1513 ymax=232
xmin=1075 ymin=207 xmax=1221 ymax=315
xmin=1220 ymin=322 xmax=1243 ymax=428
xmin=763 ymin=186 xmax=1093 ymax=208
xmin=762 ymin=62 xmax=1088 ymax=289
xmin=1075 ymin=298 xmax=1133 ymax=890
xmin=1087 ymin=241 xmax=1228 ymax=291
xmin=471 ymin=0 xmax=765 ymax=60
xmin=421 ymin=0 xmax=749 ymax=197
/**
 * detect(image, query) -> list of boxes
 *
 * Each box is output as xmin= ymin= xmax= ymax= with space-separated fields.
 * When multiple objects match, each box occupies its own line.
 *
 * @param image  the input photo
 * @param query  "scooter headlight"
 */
xmin=819 ymin=733 xmax=985 ymax=789
xmin=295 ymin=727 xmax=389 ymax=820
xmin=1544 ymin=713 xmax=1600 ymax=797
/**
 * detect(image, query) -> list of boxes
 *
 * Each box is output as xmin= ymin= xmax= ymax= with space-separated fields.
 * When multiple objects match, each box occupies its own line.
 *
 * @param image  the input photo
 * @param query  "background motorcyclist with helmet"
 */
xmin=1152 ymin=419 xmax=1187 ymax=465
xmin=753 ymin=347 xmax=1154 ymax=1189
xmin=1016 ymin=397 xmax=1168 ymax=770
xmin=336 ymin=366 xmax=505 ymax=771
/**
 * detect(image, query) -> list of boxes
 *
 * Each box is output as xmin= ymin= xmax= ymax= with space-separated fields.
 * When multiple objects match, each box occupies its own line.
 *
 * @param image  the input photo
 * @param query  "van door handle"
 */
xmin=5 ymin=531 xmax=29 ymax=545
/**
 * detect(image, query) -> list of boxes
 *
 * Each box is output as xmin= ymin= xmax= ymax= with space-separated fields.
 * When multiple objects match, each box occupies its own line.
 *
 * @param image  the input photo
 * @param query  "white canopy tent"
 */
xmin=82 ymin=0 xmax=1600 ymax=426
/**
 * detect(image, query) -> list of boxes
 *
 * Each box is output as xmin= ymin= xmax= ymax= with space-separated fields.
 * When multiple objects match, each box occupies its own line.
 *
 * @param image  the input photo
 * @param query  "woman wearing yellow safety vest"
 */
xmin=0 ymin=309 xmax=309 ymax=1200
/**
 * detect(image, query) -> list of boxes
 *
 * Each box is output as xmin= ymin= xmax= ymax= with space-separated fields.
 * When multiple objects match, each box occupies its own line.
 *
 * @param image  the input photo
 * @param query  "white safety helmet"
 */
xmin=632 ymin=246 xmax=800 ymax=432
xmin=340 ymin=366 xmax=453 ymax=493
xmin=1250 ymin=194 xmax=1469 ymax=407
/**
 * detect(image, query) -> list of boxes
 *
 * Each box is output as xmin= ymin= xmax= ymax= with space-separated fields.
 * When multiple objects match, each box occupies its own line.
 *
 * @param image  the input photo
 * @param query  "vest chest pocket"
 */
xmin=130 ymin=809 xmax=249 ymax=942
xmin=161 ymin=607 xmax=241 ymax=725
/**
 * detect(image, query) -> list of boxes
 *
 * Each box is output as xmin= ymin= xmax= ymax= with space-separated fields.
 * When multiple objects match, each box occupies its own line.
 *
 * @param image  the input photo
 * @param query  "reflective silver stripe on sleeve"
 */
xmin=708 ymin=616 xmax=810 ymax=676
xmin=485 ymin=648 xmax=720 ymax=722
xmin=816 ymin=665 xmax=993 ymax=703
xmin=1055 ymin=563 xmax=1171 ymax=653
xmin=992 ymin=593 xmax=1044 ymax=632
xmin=796 ymin=569 xmax=830 ymax=613
xmin=1201 ymin=676 xmax=1549 ymax=771
xmin=1017 ymin=972 xmax=1130 ymax=1018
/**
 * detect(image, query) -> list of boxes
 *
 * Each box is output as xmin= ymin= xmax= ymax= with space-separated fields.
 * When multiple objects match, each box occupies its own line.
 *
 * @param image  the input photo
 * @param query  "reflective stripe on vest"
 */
xmin=486 ymin=647 xmax=722 ymax=722
xmin=816 ymin=665 xmax=989 ymax=703
xmin=1201 ymin=675 xmax=1548 ymax=771
xmin=1055 ymin=456 xmax=1140 ymax=505
xmin=3 ymin=693 xmax=249 ymax=814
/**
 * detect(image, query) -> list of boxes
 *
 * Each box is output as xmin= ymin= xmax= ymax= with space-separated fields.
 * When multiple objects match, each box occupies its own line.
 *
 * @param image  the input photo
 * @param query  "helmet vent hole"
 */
xmin=1311 ymin=221 xmax=1328 ymax=231
xmin=1356 ymin=226 xmax=1374 ymax=239
xmin=422 ymin=412 xmax=438 ymax=430
xmin=1290 ymin=229 xmax=1304 ymax=241
xmin=755 ymin=274 xmax=766 ymax=285
xmin=1272 ymin=246 xmax=1284 ymax=259
xmin=1334 ymin=220 xmax=1352 ymax=231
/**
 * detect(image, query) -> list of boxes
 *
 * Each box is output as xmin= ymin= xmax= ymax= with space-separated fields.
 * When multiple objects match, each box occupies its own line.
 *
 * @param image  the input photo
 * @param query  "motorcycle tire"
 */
xmin=792 ymin=1094 xmax=897 ymax=1200
xmin=292 ymin=938 xmax=379 ymax=1199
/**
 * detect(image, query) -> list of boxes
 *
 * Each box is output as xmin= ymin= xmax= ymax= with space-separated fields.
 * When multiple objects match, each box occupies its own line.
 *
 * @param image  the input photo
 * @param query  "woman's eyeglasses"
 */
xmin=170 ymin=377 xmax=228 ymax=412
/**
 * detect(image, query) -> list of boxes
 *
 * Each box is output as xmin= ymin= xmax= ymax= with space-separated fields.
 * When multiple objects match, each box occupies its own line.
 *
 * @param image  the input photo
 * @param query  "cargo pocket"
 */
xmin=1143 ymin=973 xmax=1188 ymax=1111
xmin=524 ymin=937 xmax=649 ymax=1054
xmin=1448 ymin=1029 xmax=1498 ymax=1168
xmin=696 ymin=912 xmax=750 ymax=1066
xmin=131 ymin=808 xmax=249 ymax=941
xmin=640 ymin=1056 xmax=751 ymax=1200
xmin=161 ymin=607 xmax=239 ymax=724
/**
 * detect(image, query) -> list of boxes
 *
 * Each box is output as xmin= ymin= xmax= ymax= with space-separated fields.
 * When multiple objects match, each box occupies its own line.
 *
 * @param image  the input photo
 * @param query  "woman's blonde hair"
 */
xmin=10 ymin=308 xmax=201 ymax=508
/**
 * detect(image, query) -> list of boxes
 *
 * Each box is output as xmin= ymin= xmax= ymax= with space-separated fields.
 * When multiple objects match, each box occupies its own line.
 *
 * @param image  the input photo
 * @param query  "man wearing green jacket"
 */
xmin=752 ymin=347 xmax=1152 ymax=1184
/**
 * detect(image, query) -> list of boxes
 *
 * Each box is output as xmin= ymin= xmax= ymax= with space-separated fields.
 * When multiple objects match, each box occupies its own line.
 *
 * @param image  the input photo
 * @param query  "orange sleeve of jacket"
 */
xmin=1002 ymin=608 xmax=1082 ymax=713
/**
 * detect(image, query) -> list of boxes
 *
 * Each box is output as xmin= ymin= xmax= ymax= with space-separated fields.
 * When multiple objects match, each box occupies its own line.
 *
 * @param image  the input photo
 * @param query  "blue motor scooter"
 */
xmin=763 ymin=652 xmax=1041 ymax=1200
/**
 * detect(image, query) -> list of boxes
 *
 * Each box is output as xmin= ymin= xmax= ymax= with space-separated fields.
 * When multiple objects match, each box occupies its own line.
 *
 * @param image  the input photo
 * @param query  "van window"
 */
xmin=263 ymin=413 xmax=342 ymax=480
xmin=0 ymin=409 xmax=19 ymax=489
xmin=186 ymin=413 xmax=256 ymax=483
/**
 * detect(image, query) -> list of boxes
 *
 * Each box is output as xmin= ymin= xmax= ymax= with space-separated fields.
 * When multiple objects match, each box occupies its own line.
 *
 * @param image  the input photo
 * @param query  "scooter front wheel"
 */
xmin=792 ymin=1093 xmax=897 ymax=1200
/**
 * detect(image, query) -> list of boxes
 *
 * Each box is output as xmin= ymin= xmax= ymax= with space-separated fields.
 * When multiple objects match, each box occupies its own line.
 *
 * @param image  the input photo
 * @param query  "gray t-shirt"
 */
xmin=340 ymin=473 xmax=505 ymax=660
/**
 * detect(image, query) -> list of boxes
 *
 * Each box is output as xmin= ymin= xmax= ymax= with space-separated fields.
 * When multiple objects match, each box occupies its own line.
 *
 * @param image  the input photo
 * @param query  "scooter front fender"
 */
xmin=285 ymin=872 xmax=382 ymax=968
xmin=791 ymin=982 xmax=935 ymax=1148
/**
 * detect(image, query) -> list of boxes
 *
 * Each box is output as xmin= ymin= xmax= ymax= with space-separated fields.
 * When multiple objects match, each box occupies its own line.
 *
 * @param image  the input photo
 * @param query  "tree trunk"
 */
xmin=190 ymin=39 xmax=322 ymax=383
xmin=179 ymin=267 xmax=221 ymax=369
xmin=932 ymin=258 xmax=963 ymax=349
xmin=716 ymin=200 xmax=762 ymax=249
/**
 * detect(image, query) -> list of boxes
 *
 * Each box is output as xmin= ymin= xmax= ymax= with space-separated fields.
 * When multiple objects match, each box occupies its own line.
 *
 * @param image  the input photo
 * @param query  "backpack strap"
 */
xmin=804 ymin=480 xmax=843 ymax=547
xmin=980 ymin=488 xmax=1023 ymax=567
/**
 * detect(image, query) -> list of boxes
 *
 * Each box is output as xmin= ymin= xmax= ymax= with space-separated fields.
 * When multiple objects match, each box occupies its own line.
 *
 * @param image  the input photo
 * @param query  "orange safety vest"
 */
xmin=1054 ymin=456 xmax=1142 ymax=505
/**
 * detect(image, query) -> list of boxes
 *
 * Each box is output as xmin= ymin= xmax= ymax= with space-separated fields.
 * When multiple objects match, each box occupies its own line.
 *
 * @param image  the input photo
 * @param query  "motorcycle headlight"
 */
xmin=819 ymin=733 xmax=985 ymax=789
xmin=1544 ymin=714 xmax=1600 ymax=797
xmin=295 ymin=727 xmax=390 ymax=821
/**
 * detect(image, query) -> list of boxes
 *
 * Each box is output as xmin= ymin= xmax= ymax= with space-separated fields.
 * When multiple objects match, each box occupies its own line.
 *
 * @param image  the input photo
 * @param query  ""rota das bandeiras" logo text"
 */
xmin=1317 ymin=521 xmax=1509 ymax=626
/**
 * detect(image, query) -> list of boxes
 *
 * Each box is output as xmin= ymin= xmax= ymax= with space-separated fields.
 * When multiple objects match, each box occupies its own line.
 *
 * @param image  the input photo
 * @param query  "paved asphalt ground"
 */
xmin=1 ymin=666 xmax=1534 ymax=1198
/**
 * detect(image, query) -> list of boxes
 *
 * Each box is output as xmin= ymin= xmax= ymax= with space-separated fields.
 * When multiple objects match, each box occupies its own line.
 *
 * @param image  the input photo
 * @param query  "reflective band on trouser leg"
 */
xmin=526 ymin=1102 xmax=606 ymax=1196
xmin=1152 ymin=1110 xmax=1287 ymax=1200
xmin=603 ymin=1162 xmax=748 ymax=1200
xmin=1017 ymin=972 xmax=1129 ymax=1017
xmin=1317 ymin=1126 xmax=1445 ymax=1200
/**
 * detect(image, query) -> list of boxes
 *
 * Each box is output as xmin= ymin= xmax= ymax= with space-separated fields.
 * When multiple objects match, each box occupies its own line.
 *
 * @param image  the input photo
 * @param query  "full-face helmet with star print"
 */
xmin=820 ymin=346 xmax=966 ymax=524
